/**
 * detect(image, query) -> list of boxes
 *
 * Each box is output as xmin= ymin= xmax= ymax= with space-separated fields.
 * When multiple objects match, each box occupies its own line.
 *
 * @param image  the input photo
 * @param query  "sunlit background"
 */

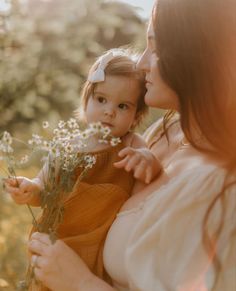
xmin=110 ymin=0 xmax=153 ymax=18
xmin=0 ymin=0 xmax=153 ymax=18
xmin=0 ymin=1 xmax=162 ymax=289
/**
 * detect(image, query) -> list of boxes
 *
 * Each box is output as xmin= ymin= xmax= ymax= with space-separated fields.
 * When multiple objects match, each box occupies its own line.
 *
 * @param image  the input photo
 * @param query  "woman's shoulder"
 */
xmin=143 ymin=113 xmax=181 ymax=147
xmin=145 ymin=162 xmax=236 ymax=210
xmin=175 ymin=163 xmax=234 ymax=192
xmin=142 ymin=117 xmax=164 ymax=142
xmin=125 ymin=163 xmax=236 ymax=291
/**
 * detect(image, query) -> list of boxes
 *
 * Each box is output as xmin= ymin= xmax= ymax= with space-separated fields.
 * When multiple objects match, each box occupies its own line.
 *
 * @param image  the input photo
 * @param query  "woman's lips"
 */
xmin=145 ymin=81 xmax=152 ymax=88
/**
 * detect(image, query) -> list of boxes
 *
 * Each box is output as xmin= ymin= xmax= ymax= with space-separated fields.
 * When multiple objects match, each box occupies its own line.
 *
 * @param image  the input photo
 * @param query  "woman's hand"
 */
xmin=28 ymin=232 xmax=114 ymax=291
xmin=114 ymin=147 xmax=162 ymax=184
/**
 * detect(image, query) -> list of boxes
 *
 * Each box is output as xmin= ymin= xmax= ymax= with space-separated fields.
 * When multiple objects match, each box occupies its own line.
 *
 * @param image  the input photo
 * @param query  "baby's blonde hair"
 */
xmin=76 ymin=48 xmax=148 ymax=127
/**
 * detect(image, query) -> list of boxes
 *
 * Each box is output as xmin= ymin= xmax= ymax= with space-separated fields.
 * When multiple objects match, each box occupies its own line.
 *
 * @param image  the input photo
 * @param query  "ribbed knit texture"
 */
xmin=31 ymin=143 xmax=134 ymax=291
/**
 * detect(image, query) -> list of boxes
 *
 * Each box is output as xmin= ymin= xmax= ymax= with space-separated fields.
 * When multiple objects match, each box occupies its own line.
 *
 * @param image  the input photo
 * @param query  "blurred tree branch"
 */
xmin=0 ymin=0 xmax=146 ymax=134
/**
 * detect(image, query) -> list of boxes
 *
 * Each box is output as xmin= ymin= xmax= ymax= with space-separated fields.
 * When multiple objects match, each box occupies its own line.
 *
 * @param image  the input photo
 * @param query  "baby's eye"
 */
xmin=97 ymin=96 xmax=106 ymax=104
xmin=118 ymin=103 xmax=129 ymax=110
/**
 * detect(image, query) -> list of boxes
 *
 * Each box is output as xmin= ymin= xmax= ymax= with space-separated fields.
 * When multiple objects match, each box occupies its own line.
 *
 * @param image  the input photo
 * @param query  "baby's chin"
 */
xmin=109 ymin=130 xmax=122 ymax=138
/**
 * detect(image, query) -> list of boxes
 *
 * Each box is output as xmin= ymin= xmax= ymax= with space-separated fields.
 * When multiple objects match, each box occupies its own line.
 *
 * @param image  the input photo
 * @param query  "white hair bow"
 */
xmin=88 ymin=52 xmax=114 ymax=83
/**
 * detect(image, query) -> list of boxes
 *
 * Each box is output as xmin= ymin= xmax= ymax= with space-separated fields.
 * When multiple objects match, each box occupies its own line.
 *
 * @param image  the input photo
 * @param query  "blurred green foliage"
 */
xmin=0 ymin=0 xmax=148 ymax=288
xmin=0 ymin=1 xmax=163 ymax=289
xmin=0 ymin=180 xmax=35 ymax=290
xmin=0 ymin=0 xmax=146 ymax=133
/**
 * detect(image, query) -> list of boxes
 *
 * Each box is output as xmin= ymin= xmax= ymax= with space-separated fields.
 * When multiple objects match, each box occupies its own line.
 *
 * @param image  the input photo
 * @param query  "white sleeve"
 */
xmin=125 ymin=165 xmax=236 ymax=291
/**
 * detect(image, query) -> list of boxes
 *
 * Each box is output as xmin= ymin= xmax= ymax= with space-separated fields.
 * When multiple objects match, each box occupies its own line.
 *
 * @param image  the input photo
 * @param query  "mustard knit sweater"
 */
xmin=33 ymin=142 xmax=134 ymax=291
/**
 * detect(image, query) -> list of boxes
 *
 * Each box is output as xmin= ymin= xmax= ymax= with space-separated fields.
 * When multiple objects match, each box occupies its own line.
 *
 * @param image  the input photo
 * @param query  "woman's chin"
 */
xmin=144 ymin=92 xmax=178 ymax=111
xmin=144 ymin=94 xmax=165 ymax=109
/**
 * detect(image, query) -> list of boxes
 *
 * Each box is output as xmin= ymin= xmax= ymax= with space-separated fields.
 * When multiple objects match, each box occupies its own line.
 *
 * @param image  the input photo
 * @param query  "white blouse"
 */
xmin=103 ymin=163 xmax=236 ymax=291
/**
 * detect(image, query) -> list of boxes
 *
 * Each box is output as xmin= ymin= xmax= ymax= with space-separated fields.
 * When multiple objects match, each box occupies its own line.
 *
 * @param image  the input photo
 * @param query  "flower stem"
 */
xmin=26 ymin=204 xmax=38 ymax=230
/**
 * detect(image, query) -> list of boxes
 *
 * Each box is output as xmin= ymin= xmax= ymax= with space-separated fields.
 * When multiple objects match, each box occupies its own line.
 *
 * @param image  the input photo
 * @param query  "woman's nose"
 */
xmin=136 ymin=49 xmax=150 ymax=72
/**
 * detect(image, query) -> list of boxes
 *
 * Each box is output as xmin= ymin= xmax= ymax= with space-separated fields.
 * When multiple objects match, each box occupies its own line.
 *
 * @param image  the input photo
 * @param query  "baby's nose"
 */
xmin=104 ymin=107 xmax=115 ymax=117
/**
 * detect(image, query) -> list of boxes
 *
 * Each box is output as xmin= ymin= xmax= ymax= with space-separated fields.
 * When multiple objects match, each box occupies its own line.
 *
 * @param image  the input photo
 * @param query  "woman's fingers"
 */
xmin=30 ymin=232 xmax=52 ymax=246
xmin=29 ymin=240 xmax=50 ymax=256
xmin=33 ymin=267 xmax=44 ymax=281
xmin=28 ymin=237 xmax=95 ymax=291
xmin=31 ymin=254 xmax=41 ymax=268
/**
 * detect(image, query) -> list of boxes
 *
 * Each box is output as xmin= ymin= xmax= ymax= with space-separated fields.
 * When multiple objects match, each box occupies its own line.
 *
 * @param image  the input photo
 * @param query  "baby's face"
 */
xmin=85 ymin=75 xmax=141 ymax=138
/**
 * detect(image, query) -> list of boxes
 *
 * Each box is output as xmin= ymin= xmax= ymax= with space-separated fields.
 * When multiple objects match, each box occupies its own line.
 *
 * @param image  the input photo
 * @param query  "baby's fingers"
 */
xmin=133 ymin=160 xmax=147 ymax=182
xmin=114 ymin=156 xmax=129 ymax=169
xmin=10 ymin=194 xmax=29 ymax=204
xmin=124 ymin=155 xmax=141 ymax=172
xmin=4 ymin=184 xmax=22 ymax=195
xmin=118 ymin=147 xmax=135 ymax=158
xmin=3 ymin=177 xmax=18 ymax=187
xmin=145 ymin=166 xmax=153 ymax=184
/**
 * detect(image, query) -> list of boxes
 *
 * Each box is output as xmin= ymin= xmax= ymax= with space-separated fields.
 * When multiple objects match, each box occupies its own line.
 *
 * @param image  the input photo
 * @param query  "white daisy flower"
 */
xmin=58 ymin=120 xmax=66 ymax=129
xmin=101 ymin=127 xmax=111 ymax=138
xmin=110 ymin=137 xmax=121 ymax=146
xmin=80 ymin=130 xmax=89 ymax=139
xmin=65 ymin=144 xmax=74 ymax=154
xmin=42 ymin=141 xmax=51 ymax=151
xmin=67 ymin=118 xmax=78 ymax=129
xmin=89 ymin=122 xmax=102 ymax=132
xmin=53 ymin=128 xmax=59 ymax=135
xmin=32 ymin=134 xmax=43 ymax=145
xmin=2 ymin=144 xmax=13 ymax=153
xmin=42 ymin=121 xmax=49 ymax=129
xmin=2 ymin=131 xmax=12 ymax=145
xmin=72 ymin=129 xmax=81 ymax=136
xmin=49 ymin=147 xmax=60 ymax=157
xmin=84 ymin=155 xmax=96 ymax=168
xmin=98 ymin=139 xmax=109 ymax=144
xmin=20 ymin=155 xmax=29 ymax=164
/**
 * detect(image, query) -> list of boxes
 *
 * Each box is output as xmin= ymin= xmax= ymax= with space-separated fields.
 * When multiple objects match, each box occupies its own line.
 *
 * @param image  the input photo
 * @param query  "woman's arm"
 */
xmin=29 ymin=232 xmax=115 ymax=291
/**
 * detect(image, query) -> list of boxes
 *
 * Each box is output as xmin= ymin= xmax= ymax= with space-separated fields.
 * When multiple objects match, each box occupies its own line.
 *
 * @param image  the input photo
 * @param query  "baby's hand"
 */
xmin=114 ymin=147 xmax=162 ymax=184
xmin=4 ymin=177 xmax=41 ymax=205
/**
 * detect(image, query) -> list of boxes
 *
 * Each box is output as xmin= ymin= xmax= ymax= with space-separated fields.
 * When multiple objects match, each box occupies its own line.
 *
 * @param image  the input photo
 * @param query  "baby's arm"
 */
xmin=114 ymin=133 xmax=162 ymax=184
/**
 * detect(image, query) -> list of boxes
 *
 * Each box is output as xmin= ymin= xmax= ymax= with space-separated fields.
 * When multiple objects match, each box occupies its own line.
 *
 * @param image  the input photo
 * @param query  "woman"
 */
xmin=28 ymin=0 xmax=236 ymax=290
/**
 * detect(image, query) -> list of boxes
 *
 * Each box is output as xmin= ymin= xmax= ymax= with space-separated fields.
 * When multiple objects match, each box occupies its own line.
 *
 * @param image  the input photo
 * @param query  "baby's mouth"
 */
xmin=101 ymin=122 xmax=113 ymax=128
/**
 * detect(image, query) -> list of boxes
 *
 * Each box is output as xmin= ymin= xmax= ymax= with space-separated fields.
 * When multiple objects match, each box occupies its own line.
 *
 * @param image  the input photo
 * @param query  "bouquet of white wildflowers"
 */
xmin=0 ymin=119 xmax=121 ymax=290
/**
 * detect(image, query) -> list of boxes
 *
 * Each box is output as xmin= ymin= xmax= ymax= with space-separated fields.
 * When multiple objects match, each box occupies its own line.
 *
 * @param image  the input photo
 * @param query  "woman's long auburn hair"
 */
xmin=152 ymin=0 xmax=236 ymax=287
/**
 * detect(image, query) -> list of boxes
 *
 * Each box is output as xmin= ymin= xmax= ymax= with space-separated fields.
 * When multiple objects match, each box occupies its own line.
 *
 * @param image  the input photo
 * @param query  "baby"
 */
xmin=5 ymin=49 xmax=161 ymax=284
